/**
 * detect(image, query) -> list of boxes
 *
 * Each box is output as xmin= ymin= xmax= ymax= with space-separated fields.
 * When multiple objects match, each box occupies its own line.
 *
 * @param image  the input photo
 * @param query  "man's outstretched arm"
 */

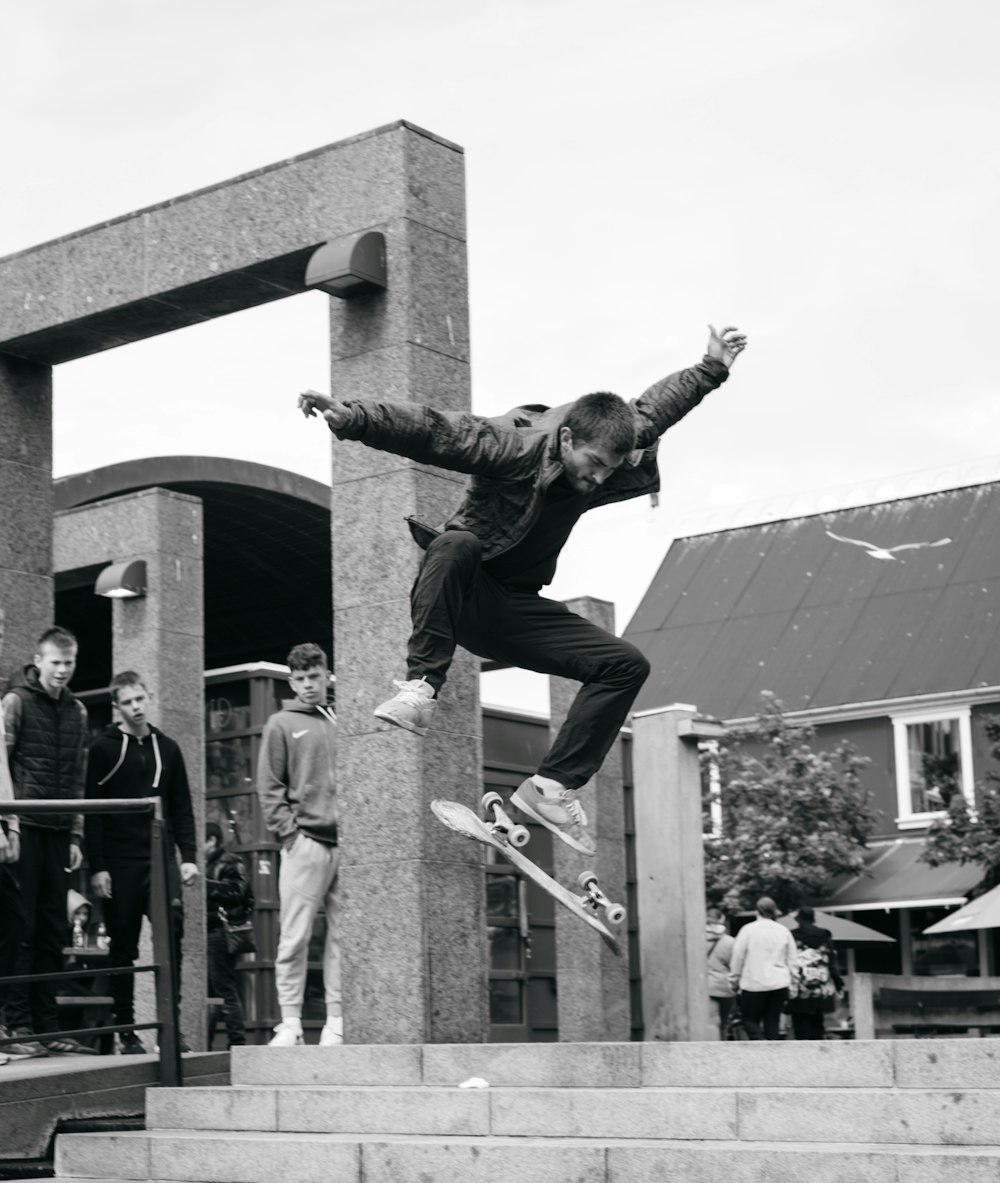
xmin=297 ymin=391 xmax=534 ymax=480
xmin=632 ymin=325 xmax=747 ymax=449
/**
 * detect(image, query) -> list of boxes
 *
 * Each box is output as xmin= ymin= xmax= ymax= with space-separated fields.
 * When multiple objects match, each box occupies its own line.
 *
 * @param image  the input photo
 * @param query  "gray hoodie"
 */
xmin=256 ymin=699 xmax=337 ymax=845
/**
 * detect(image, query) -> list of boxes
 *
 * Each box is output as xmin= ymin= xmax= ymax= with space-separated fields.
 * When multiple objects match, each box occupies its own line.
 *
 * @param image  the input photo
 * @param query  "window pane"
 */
xmin=907 ymin=719 xmax=961 ymax=813
xmin=488 ymin=926 xmax=523 ymax=972
xmin=489 ymin=979 xmax=523 ymax=1025
xmin=486 ymin=872 xmax=519 ymax=920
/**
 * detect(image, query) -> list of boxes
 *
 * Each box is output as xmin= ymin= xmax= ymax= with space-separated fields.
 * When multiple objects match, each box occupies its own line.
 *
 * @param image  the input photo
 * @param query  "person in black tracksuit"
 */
xmin=85 ymin=671 xmax=198 ymax=1054
xmin=2 ymin=627 xmax=89 ymax=1056
xmin=204 ymin=822 xmax=249 ymax=1048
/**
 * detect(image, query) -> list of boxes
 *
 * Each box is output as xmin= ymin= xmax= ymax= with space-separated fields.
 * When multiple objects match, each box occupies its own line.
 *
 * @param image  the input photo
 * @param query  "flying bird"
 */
xmin=825 ymin=529 xmax=952 ymax=561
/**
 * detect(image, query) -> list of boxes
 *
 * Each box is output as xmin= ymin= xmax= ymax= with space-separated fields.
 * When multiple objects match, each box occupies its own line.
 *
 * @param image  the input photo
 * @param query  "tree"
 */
xmin=703 ymin=692 xmax=876 ymax=914
xmin=922 ymin=716 xmax=1000 ymax=890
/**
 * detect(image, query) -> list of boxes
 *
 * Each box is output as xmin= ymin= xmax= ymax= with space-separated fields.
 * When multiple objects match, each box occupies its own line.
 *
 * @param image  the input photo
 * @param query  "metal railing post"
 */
xmin=149 ymin=803 xmax=182 ymax=1087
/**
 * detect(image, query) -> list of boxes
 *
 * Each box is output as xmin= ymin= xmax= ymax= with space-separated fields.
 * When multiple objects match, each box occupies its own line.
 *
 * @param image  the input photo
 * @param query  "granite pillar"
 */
xmin=547 ymin=597 xmax=630 ymax=1041
xmin=329 ymin=133 xmax=487 ymax=1042
xmin=0 ymin=354 xmax=53 ymax=685
xmin=54 ymin=488 xmax=206 ymax=1046
xmin=631 ymin=704 xmax=717 ymax=1041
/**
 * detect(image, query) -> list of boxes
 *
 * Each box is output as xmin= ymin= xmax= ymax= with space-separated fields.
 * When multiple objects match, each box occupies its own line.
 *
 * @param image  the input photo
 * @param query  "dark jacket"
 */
xmin=256 ymin=700 xmax=337 ymax=845
xmin=205 ymin=845 xmax=251 ymax=931
xmin=788 ymin=923 xmax=844 ymax=1015
xmin=332 ymin=356 xmax=730 ymax=559
xmin=85 ymin=724 xmax=198 ymax=870
xmin=2 ymin=665 xmax=88 ymax=836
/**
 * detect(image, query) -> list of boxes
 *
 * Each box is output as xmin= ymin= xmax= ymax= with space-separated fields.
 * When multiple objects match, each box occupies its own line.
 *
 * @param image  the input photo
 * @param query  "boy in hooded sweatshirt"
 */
xmin=85 ymin=671 xmax=198 ymax=1054
xmin=256 ymin=642 xmax=341 ymax=1048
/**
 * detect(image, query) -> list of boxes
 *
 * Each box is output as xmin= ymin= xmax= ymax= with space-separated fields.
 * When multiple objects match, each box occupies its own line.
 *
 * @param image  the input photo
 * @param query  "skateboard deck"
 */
xmin=431 ymin=798 xmax=621 ymax=957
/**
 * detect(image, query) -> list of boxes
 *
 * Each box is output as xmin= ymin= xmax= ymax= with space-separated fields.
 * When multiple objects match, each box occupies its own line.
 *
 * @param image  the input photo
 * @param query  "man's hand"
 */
xmin=180 ymin=861 xmax=199 ymax=886
xmin=68 ymin=842 xmax=83 ymax=872
xmin=707 ymin=324 xmax=747 ymax=369
xmin=298 ymin=389 xmax=351 ymax=429
xmin=92 ymin=870 xmax=112 ymax=899
xmin=0 ymin=828 xmax=17 ymax=864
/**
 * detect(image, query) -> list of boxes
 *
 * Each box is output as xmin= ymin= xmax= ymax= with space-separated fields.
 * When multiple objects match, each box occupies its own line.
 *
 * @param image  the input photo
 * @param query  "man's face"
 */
xmin=288 ymin=663 xmax=328 ymax=707
xmin=114 ymin=684 xmax=149 ymax=730
xmin=35 ymin=642 xmax=77 ymax=696
xmin=559 ymin=428 xmax=626 ymax=495
xmin=203 ymin=834 xmax=218 ymax=859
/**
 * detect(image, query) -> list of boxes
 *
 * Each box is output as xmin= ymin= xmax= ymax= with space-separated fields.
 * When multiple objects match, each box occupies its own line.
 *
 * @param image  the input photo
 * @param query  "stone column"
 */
xmin=54 ymin=488 xmax=205 ymax=1046
xmin=0 ymin=354 xmax=53 ymax=685
xmin=547 ymin=597 xmax=630 ymax=1041
xmin=329 ymin=133 xmax=487 ymax=1042
xmin=631 ymin=704 xmax=721 ymax=1041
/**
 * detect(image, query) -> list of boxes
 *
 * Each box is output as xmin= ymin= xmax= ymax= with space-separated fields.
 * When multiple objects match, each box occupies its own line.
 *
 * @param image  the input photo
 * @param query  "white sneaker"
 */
xmin=373 ymin=677 xmax=437 ymax=736
xmin=319 ymin=1017 xmax=343 ymax=1047
xmin=268 ymin=1020 xmax=304 ymax=1047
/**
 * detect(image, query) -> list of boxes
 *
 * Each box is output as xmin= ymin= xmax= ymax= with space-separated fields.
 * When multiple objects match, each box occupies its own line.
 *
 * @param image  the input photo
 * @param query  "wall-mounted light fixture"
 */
xmin=95 ymin=559 xmax=147 ymax=599
xmin=304 ymin=231 xmax=387 ymax=298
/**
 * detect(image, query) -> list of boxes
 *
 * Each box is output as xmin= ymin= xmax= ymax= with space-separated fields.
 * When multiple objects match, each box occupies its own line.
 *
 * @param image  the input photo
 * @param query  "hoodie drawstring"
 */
xmin=97 ymin=730 xmax=162 ymax=789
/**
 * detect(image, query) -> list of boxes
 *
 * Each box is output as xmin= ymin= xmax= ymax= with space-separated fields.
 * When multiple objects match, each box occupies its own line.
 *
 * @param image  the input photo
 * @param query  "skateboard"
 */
xmin=430 ymin=792 xmax=624 ymax=957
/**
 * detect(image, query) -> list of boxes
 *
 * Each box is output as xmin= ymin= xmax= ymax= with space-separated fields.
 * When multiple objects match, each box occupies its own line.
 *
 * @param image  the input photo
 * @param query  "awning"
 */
xmin=821 ymin=838 xmax=983 ymax=912
xmin=922 ymin=883 xmax=1000 ymax=934
xmin=778 ymin=909 xmax=896 ymax=944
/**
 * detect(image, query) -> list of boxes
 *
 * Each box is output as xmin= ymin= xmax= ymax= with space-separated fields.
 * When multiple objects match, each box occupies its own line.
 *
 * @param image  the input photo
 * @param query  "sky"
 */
xmin=3 ymin=1 xmax=997 ymax=713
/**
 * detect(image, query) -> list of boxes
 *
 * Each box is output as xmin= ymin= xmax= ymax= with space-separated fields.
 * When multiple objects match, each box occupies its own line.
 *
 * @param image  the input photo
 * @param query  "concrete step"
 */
xmin=144 ymin=1081 xmax=1000 ymax=1144
xmin=231 ymin=1038 xmax=1000 ymax=1090
xmin=51 ymin=1130 xmax=1000 ymax=1183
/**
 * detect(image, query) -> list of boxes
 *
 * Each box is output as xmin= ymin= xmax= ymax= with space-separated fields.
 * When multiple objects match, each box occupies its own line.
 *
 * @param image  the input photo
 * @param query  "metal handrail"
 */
xmin=0 ymin=797 xmax=184 ymax=1086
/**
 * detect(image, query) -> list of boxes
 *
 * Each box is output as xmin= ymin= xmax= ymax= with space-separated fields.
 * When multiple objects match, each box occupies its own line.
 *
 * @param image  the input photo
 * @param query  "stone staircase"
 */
xmin=39 ymin=1039 xmax=1000 ymax=1182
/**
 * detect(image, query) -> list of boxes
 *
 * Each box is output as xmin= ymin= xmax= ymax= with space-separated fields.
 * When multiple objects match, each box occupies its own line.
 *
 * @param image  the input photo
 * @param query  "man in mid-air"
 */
xmin=299 ymin=324 xmax=746 ymax=856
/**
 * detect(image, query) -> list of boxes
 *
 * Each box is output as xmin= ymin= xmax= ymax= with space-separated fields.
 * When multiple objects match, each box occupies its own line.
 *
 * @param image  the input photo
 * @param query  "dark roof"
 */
xmin=823 ymin=838 xmax=982 ymax=911
xmin=625 ymin=482 xmax=1000 ymax=719
xmin=55 ymin=457 xmax=332 ymax=686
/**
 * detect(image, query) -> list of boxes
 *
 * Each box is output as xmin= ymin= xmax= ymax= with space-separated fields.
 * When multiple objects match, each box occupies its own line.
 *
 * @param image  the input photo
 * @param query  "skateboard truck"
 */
xmin=481 ymin=791 xmax=530 ymax=848
xmin=576 ymin=871 xmax=627 ymax=927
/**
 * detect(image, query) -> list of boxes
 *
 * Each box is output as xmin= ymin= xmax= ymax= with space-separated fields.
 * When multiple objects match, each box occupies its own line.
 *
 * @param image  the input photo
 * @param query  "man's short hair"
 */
xmin=109 ymin=670 xmax=146 ymax=703
xmin=287 ymin=642 xmax=328 ymax=672
xmin=796 ymin=905 xmax=816 ymax=924
xmin=205 ymin=821 xmax=225 ymax=846
xmin=563 ymin=392 xmax=637 ymax=454
xmin=36 ymin=625 xmax=77 ymax=652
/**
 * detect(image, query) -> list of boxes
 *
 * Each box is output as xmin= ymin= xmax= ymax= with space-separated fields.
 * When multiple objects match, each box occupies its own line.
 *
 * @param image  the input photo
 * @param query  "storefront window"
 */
xmin=911 ymin=906 xmax=979 ymax=976
xmin=892 ymin=708 xmax=974 ymax=827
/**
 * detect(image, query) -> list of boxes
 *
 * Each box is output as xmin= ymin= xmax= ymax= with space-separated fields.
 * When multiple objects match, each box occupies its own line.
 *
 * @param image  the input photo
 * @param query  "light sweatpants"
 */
xmin=275 ymin=832 xmax=341 ymax=1017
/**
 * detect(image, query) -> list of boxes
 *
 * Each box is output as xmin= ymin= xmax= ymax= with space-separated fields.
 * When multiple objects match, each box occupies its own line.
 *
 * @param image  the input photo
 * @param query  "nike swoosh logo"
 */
xmin=292 ymin=730 xmax=308 ymax=739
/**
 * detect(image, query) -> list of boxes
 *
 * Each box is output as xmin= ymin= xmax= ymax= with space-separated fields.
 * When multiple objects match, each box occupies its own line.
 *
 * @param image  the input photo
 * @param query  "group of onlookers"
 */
xmin=707 ymin=897 xmax=844 ymax=1040
xmin=0 ymin=609 xmax=342 ymax=1059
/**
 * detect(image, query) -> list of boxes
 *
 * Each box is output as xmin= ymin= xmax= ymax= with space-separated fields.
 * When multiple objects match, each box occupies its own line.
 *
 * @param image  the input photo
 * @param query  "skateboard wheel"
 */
xmin=605 ymin=904 xmax=627 ymax=926
xmin=482 ymin=791 xmax=503 ymax=812
xmin=508 ymin=825 xmax=530 ymax=848
xmin=577 ymin=871 xmax=599 ymax=892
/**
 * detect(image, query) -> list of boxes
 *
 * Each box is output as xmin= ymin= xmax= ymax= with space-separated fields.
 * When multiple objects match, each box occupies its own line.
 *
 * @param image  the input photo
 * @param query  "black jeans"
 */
xmin=103 ymin=860 xmax=184 ymax=1025
xmin=739 ymin=988 xmax=788 ymax=1040
xmin=791 ymin=1010 xmax=826 ymax=1040
xmin=0 ymin=857 xmax=25 ymax=1026
xmin=408 ymin=531 xmax=651 ymax=790
xmin=6 ymin=826 xmax=70 ymax=1033
xmin=207 ymin=929 xmax=246 ymax=1047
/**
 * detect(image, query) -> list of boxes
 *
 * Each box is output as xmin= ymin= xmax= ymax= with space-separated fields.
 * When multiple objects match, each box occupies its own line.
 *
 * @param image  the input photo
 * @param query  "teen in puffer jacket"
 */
xmin=298 ymin=324 xmax=747 ymax=857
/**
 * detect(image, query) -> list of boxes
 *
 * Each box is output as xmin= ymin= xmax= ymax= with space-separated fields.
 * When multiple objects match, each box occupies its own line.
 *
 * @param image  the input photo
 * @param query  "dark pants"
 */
xmin=739 ymin=988 xmax=788 ymax=1040
xmin=711 ymin=994 xmax=735 ymax=1039
xmin=6 ymin=826 xmax=70 ymax=1033
xmin=0 ymin=858 xmax=25 ymax=1025
xmin=103 ymin=860 xmax=184 ymax=1025
xmin=791 ymin=1010 xmax=826 ymax=1040
xmin=409 ymin=531 xmax=651 ymax=790
xmin=207 ymin=929 xmax=246 ymax=1047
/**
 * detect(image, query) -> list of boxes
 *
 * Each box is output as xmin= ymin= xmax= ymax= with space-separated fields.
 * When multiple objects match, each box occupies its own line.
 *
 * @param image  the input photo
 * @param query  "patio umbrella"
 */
xmin=778 ymin=909 xmax=896 ymax=944
xmin=922 ymin=883 xmax=1000 ymax=934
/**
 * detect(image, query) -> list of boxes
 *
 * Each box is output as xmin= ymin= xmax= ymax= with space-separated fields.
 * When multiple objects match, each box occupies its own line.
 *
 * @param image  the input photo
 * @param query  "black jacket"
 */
xmin=332 ymin=356 xmax=730 ymax=561
xmin=2 ymin=665 xmax=88 ymax=836
xmin=85 ymin=724 xmax=197 ymax=870
xmin=205 ymin=846 xmax=251 ymax=930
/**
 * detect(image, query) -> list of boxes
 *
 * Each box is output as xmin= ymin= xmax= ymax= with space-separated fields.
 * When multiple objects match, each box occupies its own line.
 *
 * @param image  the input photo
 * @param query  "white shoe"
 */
xmin=269 ymin=1020 xmax=304 ymax=1047
xmin=319 ymin=1017 xmax=343 ymax=1047
xmin=373 ymin=677 xmax=436 ymax=736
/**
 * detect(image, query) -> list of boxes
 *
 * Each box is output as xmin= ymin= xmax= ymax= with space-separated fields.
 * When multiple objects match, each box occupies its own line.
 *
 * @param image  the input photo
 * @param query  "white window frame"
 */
xmin=891 ymin=705 xmax=975 ymax=830
xmin=700 ymin=740 xmax=723 ymax=837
